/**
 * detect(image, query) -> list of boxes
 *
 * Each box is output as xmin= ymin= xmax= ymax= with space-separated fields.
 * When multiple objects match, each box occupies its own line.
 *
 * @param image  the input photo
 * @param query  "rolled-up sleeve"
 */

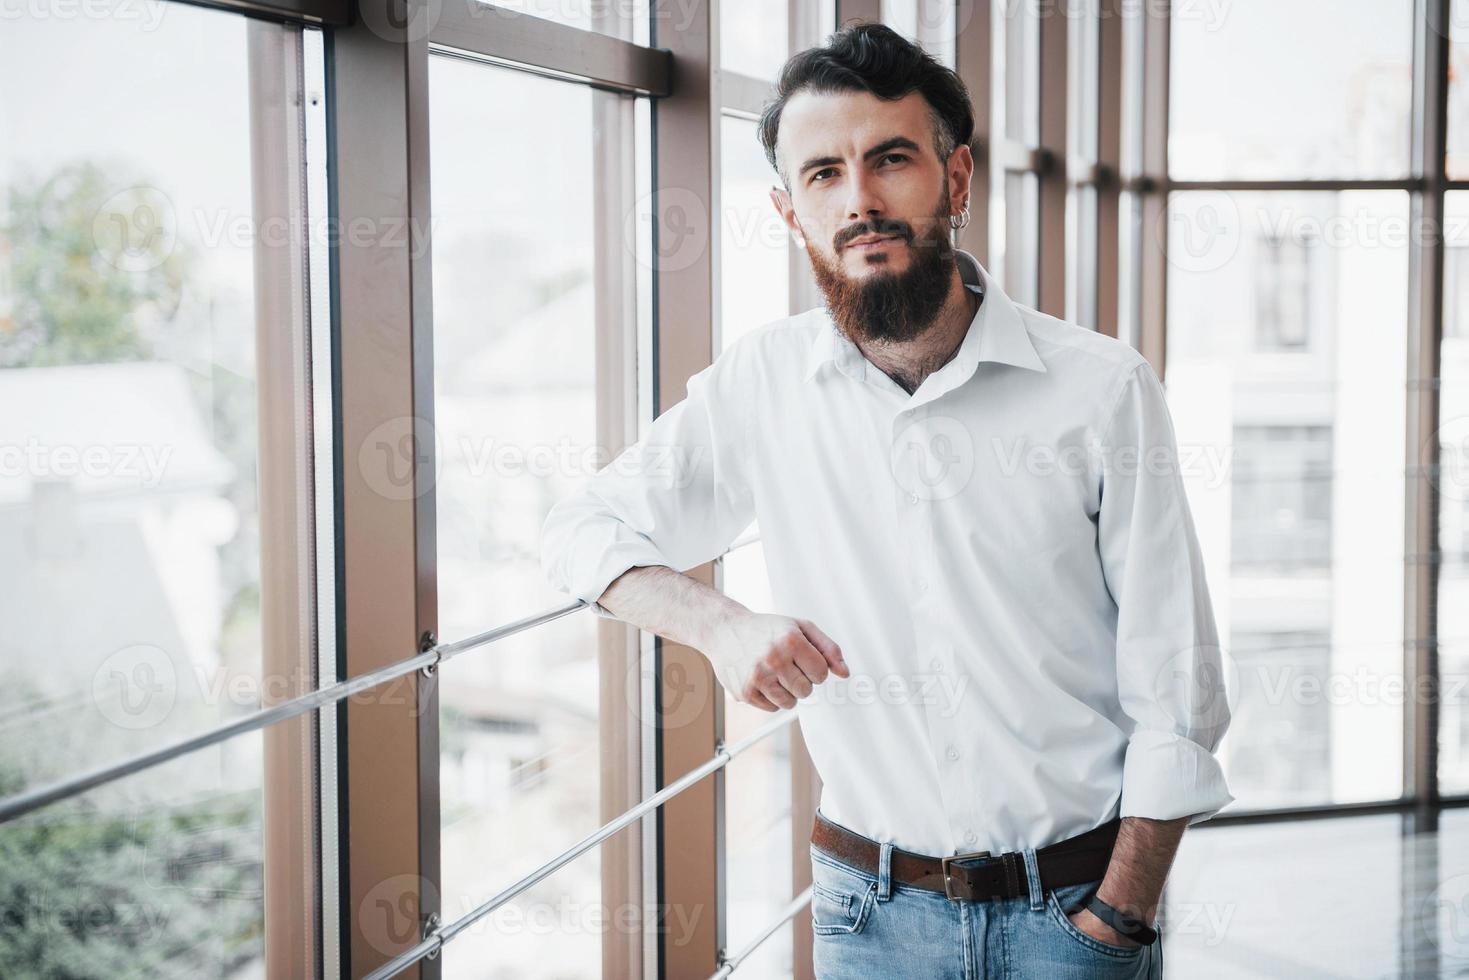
xmin=539 ymin=354 xmax=756 ymax=620
xmin=1097 ymin=358 xmax=1235 ymax=826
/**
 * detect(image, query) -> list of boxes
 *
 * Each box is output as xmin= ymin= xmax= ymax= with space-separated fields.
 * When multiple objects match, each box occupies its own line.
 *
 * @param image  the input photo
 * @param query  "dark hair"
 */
xmin=757 ymin=22 xmax=975 ymax=191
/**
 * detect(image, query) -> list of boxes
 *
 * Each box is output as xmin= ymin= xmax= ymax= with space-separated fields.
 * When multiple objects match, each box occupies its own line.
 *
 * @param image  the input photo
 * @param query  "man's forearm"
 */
xmin=597 ymin=565 xmax=749 ymax=652
xmin=1095 ymin=815 xmax=1187 ymax=924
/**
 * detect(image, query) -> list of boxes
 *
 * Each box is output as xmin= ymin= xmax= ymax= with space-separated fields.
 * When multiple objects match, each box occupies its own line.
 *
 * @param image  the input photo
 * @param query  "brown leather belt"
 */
xmin=811 ymin=810 xmax=1121 ymax=903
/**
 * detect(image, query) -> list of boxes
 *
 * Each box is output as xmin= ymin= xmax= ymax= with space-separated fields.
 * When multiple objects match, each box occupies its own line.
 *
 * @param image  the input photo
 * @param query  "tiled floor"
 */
xmin=1161 ymin=808 xmax=1469 ymax=978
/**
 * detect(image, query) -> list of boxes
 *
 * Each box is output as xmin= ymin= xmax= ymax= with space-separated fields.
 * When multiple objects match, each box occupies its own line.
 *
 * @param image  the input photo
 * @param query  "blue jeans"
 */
xmin=809 ymin=834 xmax=1163 ymax=979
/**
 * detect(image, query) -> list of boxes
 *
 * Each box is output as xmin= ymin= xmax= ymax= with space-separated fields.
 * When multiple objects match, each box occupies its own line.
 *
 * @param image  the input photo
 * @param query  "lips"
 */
xmin=847 ymin=234 xmax=902 ymax=250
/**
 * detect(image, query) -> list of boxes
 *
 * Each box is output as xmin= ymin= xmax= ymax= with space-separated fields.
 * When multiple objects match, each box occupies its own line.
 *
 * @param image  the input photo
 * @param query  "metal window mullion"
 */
xmin=835 ymin=0 xmax=879 ymax=26
xmin=1094 ymin=0 xmax=1123 ymax=338
xmin=956 ymin=0 xmax=994 ymax=266
xmin=325 ymin=4 xmax=439 ymax=975
xmin=428 ymin=0 xmax=673 ymax=96
xmin=651 ymin=1 xmax=724 ymax=977
xmin=1036 ymin=0 xmax=1069 ymax=317
xmin=1136 ymin=0 xmax=1169 ymax=378
xmin=1404 ymin=0 xmax=1451 ymax=812
xmin=247 ymin=20 xmax=322 ymax=978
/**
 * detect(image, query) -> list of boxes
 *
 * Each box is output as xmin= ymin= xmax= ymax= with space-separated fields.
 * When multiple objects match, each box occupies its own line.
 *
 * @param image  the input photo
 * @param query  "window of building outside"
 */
xmin=1439 ymin=188 xmax=1469 ymax=792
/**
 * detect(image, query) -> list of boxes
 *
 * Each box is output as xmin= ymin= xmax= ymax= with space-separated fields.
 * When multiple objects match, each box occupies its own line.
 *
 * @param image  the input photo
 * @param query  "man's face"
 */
xmin=769 ymin=88 xmax=974 ymax=344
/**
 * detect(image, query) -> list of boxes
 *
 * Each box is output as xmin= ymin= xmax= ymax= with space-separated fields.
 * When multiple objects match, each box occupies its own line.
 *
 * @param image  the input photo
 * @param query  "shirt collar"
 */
xmin=803 ymin=248 xmax=1048 ymax=386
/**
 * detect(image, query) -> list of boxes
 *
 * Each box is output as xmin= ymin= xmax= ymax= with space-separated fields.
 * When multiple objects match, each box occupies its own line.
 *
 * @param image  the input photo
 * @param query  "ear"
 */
xmin=947 ymin=143 xmax=975 ymax=212
xmin=769 ymin=185 xmax=804 ymax=246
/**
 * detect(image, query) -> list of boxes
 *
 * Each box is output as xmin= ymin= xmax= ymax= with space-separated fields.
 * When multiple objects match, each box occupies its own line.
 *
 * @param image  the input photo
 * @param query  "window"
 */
xmin=0 ymin=7 xmax=328 ymax=975
xmin=428 ymin=53 xmax=646 ymax=976
xmin=1230 ymin=425 xmax=1333 ymax=569
xmin=1166 ymin=190 xmax=1409 ymax=807
xmin=1253 ymin=230 xmax=1317 ymax=351
xmin=719 ymin=112 xmax=793 ymax=976
xmin=1169 ymin=0 xmax=1414 ymax=179
xmin=1439 ymin=191 xmax=1469 ymax=792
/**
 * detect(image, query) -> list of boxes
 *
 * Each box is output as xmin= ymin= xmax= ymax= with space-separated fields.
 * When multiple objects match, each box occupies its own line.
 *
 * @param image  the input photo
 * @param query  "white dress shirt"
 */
xmin=539 ymin=247 xmax=1234 ymax=858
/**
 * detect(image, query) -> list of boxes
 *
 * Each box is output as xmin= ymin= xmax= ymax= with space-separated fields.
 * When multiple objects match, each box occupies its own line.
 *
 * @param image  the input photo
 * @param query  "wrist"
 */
xmin=1085 ymin=894 xmax=1159 ymax=945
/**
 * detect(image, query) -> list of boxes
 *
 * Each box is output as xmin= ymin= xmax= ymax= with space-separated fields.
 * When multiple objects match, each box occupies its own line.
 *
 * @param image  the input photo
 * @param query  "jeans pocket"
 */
xmin=1044 ymin=882 xmax=1147 ymax=959
xmin=809 ymin=852 xmax=878 ymax=936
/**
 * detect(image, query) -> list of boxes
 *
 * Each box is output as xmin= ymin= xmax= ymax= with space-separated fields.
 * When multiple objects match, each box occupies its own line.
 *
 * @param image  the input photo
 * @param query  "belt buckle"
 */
xmin=940 ymin=849 xmax=992 ymax=902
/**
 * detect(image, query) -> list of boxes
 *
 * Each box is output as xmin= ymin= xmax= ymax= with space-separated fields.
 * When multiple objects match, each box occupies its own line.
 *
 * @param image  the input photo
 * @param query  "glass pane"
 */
xmin=1164 ymin=813 xmax=1404 ymax=976
xmin=430 ymin=55 xmax=640 ymax=977
xmin=1001 ymin=170 xmax=1038 ymax=307
xmin=1169 ymin=0 xmax=1413 ymax=179
xmin=882 ymin=0 xmax=956 ymax=68
xmin=1438 ymin=191 xmax=1469 ymax=791
xmin=1165 ymin=190 xmax=1409 ymax=809
xmin=1450 ymin=0 xmax=1469 ymax=179
xmin=719 ymin=113 xmax=794 ymax=976
xmin=1003 ymin=0 xmax=1040 ymax=146
xmin=722 ymin=0 xmax=789 ymax=80
xmin=486 ymin=0 xmax=650 ymax=45
xmin=0 ymin=8 xmax=326 ymax=975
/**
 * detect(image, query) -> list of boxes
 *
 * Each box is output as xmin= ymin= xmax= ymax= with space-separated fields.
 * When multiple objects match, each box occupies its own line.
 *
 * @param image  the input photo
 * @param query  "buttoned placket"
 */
xmin=890 ymin=395 xmax=984 ymax=856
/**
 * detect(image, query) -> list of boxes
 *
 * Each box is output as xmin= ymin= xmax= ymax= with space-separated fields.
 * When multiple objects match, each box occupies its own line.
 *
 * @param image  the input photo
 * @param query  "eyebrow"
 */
xmin=797 ymin=135 xmax=923 ymax=181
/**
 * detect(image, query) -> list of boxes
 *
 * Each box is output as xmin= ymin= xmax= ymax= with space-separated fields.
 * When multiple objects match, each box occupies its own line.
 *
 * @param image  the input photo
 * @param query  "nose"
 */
xmin=844 ymin=165 xmax=885 ymax=226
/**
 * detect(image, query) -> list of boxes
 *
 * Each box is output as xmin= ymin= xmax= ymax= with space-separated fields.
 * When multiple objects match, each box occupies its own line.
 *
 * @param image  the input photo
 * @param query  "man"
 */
xmin=540 ymin=22 xmax=1232 ymax=979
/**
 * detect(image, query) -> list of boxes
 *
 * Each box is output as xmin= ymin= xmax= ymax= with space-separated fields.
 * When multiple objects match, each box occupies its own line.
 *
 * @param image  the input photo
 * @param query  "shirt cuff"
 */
xmin=545 ymin=525 xmax=671 ymax=621
xmin=1118 ymin=729 xmax=1235 ymax=826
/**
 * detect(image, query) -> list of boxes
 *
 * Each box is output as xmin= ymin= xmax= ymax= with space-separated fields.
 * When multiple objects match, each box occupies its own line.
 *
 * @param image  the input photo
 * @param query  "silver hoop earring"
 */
xmin=949 ymin=206 xmax=971 ymax=231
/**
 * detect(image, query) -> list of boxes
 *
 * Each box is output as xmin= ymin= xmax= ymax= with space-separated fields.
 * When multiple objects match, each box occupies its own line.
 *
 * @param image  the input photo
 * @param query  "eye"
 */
xmin=811 ymin=167 xmax=837 ymax=183
xmin=880 ymin=153 xmax=910 ymax=165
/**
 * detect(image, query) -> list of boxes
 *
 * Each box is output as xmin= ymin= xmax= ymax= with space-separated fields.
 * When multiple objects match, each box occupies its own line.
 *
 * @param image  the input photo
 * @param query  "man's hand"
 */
xmin=1065 ymin=907 xmax=1143 ymax=949
xmin=703 ymin=612 xmax=849 ymax=711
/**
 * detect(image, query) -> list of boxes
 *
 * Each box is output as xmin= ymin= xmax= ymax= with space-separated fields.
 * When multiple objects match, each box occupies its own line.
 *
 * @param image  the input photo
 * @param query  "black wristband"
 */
xmin=1084 ymin=894 xmax=1159 ymax=945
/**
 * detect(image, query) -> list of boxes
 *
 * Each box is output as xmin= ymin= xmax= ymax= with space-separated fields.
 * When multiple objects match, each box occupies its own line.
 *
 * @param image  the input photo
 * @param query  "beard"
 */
xmin=805 ymin=184 xmax=958 ymax=346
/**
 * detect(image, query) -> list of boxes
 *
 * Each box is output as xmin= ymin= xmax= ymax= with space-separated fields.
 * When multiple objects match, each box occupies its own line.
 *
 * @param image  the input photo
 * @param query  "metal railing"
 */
xmin=709 ymin=885 xmax=814 ymax=980
xmin=363 ymin=710 xmax=798 ymax=980
xmin=0 ymin=535 xmax=762 ymax=824
xmin=0 ymin=534 xmax=786 ymax=975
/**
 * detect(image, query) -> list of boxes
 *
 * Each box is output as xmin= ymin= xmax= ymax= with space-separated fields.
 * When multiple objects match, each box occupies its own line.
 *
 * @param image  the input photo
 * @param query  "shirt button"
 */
xmin=915 ymin=577 xmax=928 ymax=592
xmin=907 ymin=492 xmax=919 ymax=505
xmin=947 ymin=746 xmax=960 ymax=761
xmin=964 ymin=830 xmax=978 ymax=845
xmin=930 ymin=657 xmax=943 ymax=671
